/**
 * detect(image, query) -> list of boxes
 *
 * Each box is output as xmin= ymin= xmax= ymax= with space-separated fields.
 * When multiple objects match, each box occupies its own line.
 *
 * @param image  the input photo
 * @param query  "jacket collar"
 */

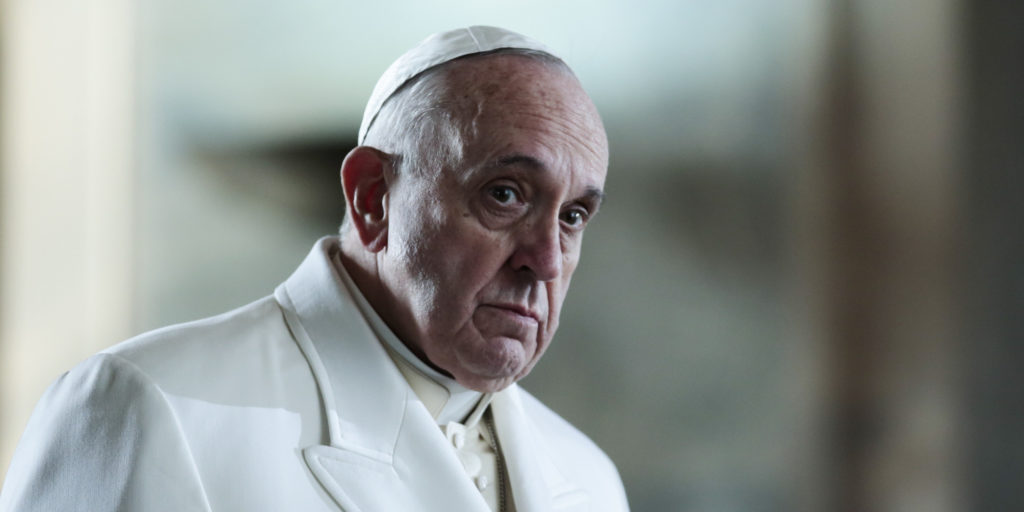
xmin=275 ymin=237 xmax=587 ymax=511
xmin=275 ymin=236 xmax=407 ymax=456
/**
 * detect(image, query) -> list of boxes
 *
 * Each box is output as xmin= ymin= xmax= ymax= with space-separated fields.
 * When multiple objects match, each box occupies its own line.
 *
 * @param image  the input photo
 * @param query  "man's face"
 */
xmin=377 ymin=55 xmax=609 ymax=392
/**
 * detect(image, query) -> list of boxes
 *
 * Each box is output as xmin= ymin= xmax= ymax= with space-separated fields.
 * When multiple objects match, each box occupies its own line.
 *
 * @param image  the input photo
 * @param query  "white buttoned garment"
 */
xmin=0 ymin=237 xmax=629 ymax=512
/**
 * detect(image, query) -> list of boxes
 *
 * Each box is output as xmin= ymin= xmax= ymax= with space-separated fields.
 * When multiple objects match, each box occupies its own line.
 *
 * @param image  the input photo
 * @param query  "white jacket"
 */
xmin=0 ymin=237 xmax=629 ymax=511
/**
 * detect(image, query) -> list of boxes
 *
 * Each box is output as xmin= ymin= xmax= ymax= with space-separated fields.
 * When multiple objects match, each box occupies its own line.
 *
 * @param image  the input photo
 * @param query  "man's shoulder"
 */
xmin=3 ymin=295 xmax=325 ymax=511
xmin=107 ymin=296 xmax=282 ymax=359
xmin=98 ymin=295 xmax=302 ymax=390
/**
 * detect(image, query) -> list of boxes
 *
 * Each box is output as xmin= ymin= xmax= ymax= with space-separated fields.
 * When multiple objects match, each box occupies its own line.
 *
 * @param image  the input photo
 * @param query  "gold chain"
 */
xmin=485 ymin=410 xmax=506 ymax=512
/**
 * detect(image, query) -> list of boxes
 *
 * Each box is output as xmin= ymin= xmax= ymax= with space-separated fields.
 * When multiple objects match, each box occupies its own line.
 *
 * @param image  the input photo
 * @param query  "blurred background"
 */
xmin=1 ymin=0 xmax=1021 ymax=510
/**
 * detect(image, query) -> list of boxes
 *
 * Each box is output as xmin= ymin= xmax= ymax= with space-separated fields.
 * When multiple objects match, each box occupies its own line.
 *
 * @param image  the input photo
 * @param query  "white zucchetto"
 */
xmin=358 ymin=25 xmax=559 ymax=144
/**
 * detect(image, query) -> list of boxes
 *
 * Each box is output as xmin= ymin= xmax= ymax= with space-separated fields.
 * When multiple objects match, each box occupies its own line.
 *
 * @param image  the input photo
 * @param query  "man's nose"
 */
xmin=509 ymin=217 xmax=563 ymax=282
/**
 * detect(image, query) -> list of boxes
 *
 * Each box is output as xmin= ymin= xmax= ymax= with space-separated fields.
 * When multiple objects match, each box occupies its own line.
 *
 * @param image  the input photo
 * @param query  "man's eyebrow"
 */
xmin=581 ymin=186 xmax=607 ymax=208
xmin=491 ymin=154 xmax=607 ymax=207
xmin=493 ymin=154 xmax=544 ymax=169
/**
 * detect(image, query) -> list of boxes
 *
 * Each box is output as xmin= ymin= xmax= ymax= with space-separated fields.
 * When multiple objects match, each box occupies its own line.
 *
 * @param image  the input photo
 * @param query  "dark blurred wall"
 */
xmin=964 ymin=1 xmax=1024 ymax=510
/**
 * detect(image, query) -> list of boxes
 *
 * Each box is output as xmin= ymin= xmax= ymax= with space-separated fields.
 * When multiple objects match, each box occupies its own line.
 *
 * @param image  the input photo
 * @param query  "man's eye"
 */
xmin=561 ymin=209 xmax=587 ymax=226
xmin=488 ymin=185 xmax=518 ymax=204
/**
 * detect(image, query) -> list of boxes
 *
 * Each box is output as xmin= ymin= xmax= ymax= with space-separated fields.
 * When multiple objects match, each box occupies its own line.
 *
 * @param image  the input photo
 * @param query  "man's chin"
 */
xmin=452 ymin=347 xmax=530 ymax=392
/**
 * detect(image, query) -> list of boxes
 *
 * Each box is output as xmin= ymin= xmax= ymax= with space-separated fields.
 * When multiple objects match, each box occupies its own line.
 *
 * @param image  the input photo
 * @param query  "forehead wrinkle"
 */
xmin=495 ymin=87 xmax=608 ymax=166
xmin=474 ymin=106 xmax=606 ymax=177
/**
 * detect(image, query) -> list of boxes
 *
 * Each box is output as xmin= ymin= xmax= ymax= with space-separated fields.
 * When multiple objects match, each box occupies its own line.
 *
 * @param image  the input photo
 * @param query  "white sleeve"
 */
xmin=0 ymin=353 xmax=211 ymax=511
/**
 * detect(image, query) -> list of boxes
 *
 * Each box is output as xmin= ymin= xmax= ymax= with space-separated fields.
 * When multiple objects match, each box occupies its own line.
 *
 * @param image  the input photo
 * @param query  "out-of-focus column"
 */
xmin=0 ymin=0 xmax=135 ymax=480
xmin=795 ymin=0 xmax=964 ymax=510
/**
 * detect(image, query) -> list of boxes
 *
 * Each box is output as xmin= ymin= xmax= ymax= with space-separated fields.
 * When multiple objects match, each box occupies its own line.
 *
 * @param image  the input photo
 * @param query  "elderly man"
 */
xmin=0 ymin=26 xmax=628 ymax=511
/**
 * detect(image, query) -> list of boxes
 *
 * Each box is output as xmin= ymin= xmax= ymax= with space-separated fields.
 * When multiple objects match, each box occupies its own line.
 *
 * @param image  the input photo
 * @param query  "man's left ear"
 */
xmin=340 ymin=146 xmax=391 ymax=252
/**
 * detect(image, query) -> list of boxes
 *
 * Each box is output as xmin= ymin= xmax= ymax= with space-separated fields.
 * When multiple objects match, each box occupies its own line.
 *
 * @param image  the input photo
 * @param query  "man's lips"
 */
xmin=473 ymin=304 xmax=542 ymax=344
xmin=480 ymin=304 xmax=541 ymax=324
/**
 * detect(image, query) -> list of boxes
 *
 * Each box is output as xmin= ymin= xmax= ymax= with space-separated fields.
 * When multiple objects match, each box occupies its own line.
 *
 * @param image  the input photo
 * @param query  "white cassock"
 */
xmin=0 ymin=237 xmax=629 ymax=512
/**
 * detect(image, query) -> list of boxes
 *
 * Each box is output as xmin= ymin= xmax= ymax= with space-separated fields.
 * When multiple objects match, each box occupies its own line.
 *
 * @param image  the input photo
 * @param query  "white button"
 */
xmin=476 ymin=475 xmax=489 ymax=491
xmin=458 ymin=451 xmax=482 ymax=476
xmin=445 ymin=422 xmax=467 ymax=450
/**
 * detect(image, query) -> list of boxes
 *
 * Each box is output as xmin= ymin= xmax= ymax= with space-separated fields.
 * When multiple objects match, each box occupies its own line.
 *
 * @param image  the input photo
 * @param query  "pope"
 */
xmin=0 ymin=26 xmax=629 ymax=512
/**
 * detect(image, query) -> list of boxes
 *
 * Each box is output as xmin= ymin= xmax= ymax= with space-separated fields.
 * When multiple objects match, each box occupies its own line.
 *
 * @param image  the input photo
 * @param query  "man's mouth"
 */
xmin=479 ymin=303 xmax=540 ymax=324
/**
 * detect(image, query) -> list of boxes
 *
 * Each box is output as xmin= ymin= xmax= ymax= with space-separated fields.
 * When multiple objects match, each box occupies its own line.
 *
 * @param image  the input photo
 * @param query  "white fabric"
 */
xmin=358 ymin=25 xmax=557 ymax=143
xmin=0 ymin=237 xmax=629 ymax=512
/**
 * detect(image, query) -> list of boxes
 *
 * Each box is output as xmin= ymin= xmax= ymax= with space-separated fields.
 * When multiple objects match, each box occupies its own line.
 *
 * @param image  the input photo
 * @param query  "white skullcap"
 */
xmin=358 ymin=25 xmax=559 ymax=144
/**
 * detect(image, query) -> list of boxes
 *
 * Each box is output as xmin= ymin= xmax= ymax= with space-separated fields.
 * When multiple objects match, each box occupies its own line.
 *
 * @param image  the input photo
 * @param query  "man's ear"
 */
xmin=340 ymin=146 xmax=391 ymax=252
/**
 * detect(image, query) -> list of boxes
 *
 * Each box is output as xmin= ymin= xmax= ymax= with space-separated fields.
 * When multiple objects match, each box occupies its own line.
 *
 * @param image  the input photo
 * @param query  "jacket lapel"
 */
xmin=300 ymin=402 xmax=489 ymax=512
xmin=491 ymin=387 xmax=592 ymax=511
xmin=277 ymin=238 xmax=489 ymax=512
